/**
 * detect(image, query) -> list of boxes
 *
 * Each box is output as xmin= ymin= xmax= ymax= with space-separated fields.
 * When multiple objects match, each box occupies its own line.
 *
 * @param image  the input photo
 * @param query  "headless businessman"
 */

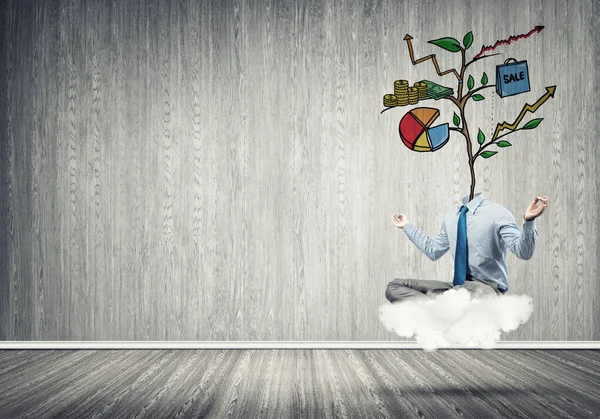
xmin=386 ymin=191 xmax=549 ymax=302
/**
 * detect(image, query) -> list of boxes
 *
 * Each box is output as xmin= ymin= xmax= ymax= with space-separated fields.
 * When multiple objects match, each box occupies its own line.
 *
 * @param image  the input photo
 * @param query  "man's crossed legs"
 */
xmin=386 ymin=276 xmax=504 ymax=303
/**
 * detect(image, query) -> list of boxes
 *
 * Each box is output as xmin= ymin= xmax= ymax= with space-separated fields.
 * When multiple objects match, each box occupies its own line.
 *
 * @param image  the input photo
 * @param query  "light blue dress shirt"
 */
xmin=402 ymin=191 xmax=538 ymax=292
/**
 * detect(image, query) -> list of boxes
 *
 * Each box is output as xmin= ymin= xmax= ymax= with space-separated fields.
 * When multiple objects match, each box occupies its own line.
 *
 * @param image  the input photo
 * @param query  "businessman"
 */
xmin=386 ymin=191 xmax=548 ymax=302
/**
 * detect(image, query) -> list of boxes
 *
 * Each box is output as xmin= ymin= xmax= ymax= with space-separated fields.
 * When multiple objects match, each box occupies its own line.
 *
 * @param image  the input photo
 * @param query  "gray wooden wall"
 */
xmin=1 ymin=0 xmax=598 ymax=341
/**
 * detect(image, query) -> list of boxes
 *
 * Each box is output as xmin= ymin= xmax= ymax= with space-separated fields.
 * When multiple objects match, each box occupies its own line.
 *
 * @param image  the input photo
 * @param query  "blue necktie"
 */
xmin=453 ymin=205 xmax=469 ymax=286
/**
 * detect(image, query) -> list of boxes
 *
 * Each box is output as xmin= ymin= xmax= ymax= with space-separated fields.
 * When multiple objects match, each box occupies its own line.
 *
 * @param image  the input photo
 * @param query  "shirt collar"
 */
xmin=457 ymin=191 xmax=485 ymax=214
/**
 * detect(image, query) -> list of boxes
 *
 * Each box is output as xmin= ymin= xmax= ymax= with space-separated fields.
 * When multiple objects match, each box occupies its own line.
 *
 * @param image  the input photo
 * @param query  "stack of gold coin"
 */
xmin=413 ymin=81 xmax=427 ymax=99
xmin=394 ymin=80 xmax=409 ymax=106
xmin=407 ymin=87 xmax=419 ymax=105
xmin=383 ymin=94 xmax=397 ymax=107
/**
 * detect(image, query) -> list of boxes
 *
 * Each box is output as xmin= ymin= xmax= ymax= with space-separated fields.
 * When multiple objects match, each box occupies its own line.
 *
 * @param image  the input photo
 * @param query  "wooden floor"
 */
xmin=0 ymin=350 xmax=598 ymax=418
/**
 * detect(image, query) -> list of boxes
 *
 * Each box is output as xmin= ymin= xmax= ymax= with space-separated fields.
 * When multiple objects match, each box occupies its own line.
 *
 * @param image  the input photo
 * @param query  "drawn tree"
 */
xmin=384 ymin=28 xmax=555 ymax=201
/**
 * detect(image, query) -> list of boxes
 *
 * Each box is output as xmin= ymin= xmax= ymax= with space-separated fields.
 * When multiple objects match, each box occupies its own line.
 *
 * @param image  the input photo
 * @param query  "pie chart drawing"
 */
xmin=399 ymin=107 xmax=450 ymax=152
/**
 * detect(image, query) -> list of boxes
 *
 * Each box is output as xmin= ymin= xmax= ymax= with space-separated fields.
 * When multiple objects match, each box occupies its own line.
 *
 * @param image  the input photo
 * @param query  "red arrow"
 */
xmin=474 ymin=26 xmax=545 ymax=59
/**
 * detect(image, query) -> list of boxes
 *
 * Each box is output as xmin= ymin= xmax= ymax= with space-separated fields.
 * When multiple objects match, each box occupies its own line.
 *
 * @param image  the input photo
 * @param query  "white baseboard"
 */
xmin=0 ymin=341 xmax=599 ymax=349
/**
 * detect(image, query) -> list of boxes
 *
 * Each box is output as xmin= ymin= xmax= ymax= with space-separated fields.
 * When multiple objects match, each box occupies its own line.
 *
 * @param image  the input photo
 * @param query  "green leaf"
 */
xmin=481 ymin=72 xmax=488 ymax=85
xmin=428 ymin=37 xmax=462 ymax=53
xmin=522 ymin=118 xmax=543 ymax=129
xmin=463 ymin=31 xmax=473 ymax=50
xmin=497 ymin=141 xmax=512 ymax=147
xmin=453 ymin=112 xmax=460 ymax=127
xmin=481 ymin=151 xmax=498 ymax=158
xmin=467 ymin=75 xmax=474 ymax=91
xmin=472 ymin=94 xmax=485 ymax=101
xmin=477 ymin=129 xmax=485 ymax=145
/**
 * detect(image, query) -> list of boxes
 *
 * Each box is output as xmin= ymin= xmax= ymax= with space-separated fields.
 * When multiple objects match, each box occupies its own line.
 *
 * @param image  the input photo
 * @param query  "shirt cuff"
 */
xmin=522 ymin=218 xmax=536 ymax=232
xmin=403 ymin=223 xmax=417 ymax=235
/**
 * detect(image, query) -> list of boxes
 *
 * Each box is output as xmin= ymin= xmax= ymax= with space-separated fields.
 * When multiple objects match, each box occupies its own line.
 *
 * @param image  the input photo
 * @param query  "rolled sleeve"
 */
xmin=497 ymin=212 xmax=538 ymax=260
xmin=403 ymin=223 xmax=417 ymax=235
xmin=403 ymin=221 xmax=450 ymax=261
xmin=522 ymin=219 xmax=536 ymax=232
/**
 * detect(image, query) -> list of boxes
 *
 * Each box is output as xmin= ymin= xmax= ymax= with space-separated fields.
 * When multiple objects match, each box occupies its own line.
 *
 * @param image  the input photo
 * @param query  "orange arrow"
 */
xmin=404 ymin=34 xmax=461 ymax=81
xmin=403 ymin=34 xmax=415 ymax=61
xmin=492 ymin=86 xmax=556 ymax=139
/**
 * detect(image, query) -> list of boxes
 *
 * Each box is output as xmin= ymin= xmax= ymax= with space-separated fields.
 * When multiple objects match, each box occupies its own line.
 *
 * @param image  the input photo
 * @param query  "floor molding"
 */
xmin=0 ymin=341 xmax=599 ymax=349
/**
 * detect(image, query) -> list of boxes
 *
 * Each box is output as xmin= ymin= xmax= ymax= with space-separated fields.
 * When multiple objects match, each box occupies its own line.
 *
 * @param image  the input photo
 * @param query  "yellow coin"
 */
xmin=383 ymin=94 xmax=397 ymax=106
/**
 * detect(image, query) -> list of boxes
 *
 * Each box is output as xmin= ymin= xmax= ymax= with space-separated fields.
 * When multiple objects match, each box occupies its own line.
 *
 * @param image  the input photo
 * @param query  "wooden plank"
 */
xmin=0 ymin=350 xmax=599 ymax=418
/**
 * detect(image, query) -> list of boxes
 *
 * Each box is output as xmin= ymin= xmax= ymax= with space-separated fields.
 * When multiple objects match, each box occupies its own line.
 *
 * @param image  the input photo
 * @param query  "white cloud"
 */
xmin=379 ymin=288 xmax=533 ymax=350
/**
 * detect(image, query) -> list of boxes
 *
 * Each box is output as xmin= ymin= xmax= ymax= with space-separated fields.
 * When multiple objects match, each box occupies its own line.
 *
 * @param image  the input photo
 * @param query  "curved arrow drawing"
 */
xmin=492 ymin=86 xmax=556 ymax=139
xmin=404 ymin=34 xmax=462 ymax=81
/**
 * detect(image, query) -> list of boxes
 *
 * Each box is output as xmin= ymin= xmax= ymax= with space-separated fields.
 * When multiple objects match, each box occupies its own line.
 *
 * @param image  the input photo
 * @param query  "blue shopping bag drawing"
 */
xmin=496 ymin=58 xmax=530 ymax=98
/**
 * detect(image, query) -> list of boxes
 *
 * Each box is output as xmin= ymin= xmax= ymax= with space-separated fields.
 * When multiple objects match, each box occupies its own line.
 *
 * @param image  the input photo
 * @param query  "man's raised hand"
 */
xmin=392 ymin=213 xmax=408 ymax=229
xmin=524 ymin=196 xmax=549 ymax=221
